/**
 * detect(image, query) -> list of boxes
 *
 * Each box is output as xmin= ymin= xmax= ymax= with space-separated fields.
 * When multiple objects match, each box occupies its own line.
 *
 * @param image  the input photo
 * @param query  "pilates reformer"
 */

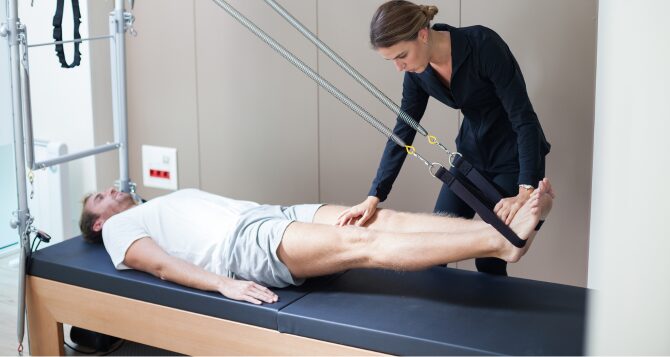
xmin=5 ymin=0 xmax=567 ymax=355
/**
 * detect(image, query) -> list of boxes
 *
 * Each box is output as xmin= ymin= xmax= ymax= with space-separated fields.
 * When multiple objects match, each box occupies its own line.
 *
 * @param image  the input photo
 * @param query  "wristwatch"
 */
xmin=519 ymin=184 xmax=535 ymax=191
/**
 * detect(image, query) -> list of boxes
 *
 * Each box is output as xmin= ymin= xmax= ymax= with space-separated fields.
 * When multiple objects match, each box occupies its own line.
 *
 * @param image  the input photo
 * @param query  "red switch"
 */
xmin=149 ymin=169 xmax=170 ymax=180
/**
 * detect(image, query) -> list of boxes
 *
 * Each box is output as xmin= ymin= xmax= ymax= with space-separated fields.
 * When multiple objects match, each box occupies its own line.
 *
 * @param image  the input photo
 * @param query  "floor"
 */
xmin=0 ymin=249 xmax=179 ymax=356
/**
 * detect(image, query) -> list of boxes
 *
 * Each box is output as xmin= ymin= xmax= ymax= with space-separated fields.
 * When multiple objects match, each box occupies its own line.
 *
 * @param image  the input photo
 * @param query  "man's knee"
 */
xmin=373 ymin=208 xmax=402 ymax=226
xmin=336 ymin=226 xmax=376 ymax=265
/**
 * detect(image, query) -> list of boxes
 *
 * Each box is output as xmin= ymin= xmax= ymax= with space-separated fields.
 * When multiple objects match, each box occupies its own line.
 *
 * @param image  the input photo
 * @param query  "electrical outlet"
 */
xmin=142 ymin=145 xmax=178 ymax=190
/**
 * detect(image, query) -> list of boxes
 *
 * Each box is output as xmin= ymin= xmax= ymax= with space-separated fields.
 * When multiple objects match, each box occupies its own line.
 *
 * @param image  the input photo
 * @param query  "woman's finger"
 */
xmin=506 ymin=207 xmax=518 ymax=225
xmin=356 ymin=210 xmax=371 ymax=227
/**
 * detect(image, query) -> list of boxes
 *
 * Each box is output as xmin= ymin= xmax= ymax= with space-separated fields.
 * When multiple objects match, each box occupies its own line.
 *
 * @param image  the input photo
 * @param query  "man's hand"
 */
xmin=494 ymin=187 xmax=534 ymax=225
xmin=217 ymin=277 xmax=278 ymax=305
xmin=336 ymin=196 xmax=380 ymax=227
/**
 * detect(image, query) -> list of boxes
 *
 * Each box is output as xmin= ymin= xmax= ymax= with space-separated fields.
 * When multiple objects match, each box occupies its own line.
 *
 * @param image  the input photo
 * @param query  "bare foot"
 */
xmin=534 ymin=178 xmax=554 ymax=221
xmin=499 ymin=178 xmax=555 ymax=262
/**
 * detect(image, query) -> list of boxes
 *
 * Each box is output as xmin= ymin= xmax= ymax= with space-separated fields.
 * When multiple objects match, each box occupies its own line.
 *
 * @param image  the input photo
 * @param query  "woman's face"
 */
xmin=377 ymin=28 xmax=431 ymax=73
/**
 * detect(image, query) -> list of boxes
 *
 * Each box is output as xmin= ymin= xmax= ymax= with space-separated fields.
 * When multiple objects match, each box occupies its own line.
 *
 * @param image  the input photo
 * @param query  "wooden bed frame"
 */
xmin=26 ymin=276 xmax=380 ymax=356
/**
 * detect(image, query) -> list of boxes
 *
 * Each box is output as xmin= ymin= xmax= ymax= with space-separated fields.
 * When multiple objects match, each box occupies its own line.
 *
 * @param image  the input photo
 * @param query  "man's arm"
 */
xmin=123 ymin=237 xmax=278 ymax=304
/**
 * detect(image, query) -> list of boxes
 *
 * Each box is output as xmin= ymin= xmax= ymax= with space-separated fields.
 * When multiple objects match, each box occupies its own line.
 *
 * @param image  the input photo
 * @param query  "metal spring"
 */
xmin=211 ymin=0 xmax=407 ymax=148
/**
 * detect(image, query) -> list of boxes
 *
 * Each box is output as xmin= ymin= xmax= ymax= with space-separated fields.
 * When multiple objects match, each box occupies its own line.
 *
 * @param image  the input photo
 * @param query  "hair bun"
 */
xmin=420 ymin=5 xmax=439 ymax=21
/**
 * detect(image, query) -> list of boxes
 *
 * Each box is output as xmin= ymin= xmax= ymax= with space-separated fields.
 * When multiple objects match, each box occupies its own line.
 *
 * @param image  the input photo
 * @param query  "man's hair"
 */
xmin=79 ymin=193 xmax=103 ymax=244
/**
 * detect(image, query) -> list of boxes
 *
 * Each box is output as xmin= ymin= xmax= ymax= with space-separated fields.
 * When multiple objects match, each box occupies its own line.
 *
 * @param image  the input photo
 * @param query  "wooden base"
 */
xmin=26 ymin=276 xmax=381 ymax=356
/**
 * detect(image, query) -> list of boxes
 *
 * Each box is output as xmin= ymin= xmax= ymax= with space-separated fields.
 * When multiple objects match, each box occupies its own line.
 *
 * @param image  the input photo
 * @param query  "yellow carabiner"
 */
xmin=427 ymin=135 xmax=438 ymax=145
xmin=405 ymin=145 xmax=416 ymax=156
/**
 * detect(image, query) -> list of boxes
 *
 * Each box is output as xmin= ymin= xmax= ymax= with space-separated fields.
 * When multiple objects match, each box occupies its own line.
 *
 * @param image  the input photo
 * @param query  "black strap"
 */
xmin=450 ymin=155 xmax=502 ymax=206
xmin=450 ymin=155 xmax=547 ymax=233
xmin=52 ymin=0 xmax=82 ymax=68
xmin=433 ymin=166 xmax=527 ymax=248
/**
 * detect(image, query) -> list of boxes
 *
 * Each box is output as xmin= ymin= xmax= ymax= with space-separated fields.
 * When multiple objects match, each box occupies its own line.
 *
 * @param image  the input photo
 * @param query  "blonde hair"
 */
xmin=370 ymin=0 xmax=439 ymax=49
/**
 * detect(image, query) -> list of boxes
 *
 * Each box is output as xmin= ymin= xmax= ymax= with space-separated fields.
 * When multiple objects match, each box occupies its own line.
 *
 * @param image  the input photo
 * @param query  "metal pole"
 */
xmin=27 ymin=34 xmax=113 ymax=48
xmin=5 ymin=0 xmax=31 ymax=350
xmin=34 ymin=143 xmax=122 ymax=170
xmin=19 ymin=28 xmax=35 ymax=170
xmin=23 ymin=25 xmax=121 ymax=171
xmin=112 ymin=0 xmax=130 ymax=192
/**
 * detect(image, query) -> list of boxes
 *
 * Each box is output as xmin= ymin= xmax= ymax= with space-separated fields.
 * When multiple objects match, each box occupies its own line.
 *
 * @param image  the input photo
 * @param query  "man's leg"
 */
xmin=277 ymin=184 xmax=552 ymax=279
xmin=277 ymin=219 xmax=501 ymax=279
xmin=313 ymin=179 xmax=554 ymax=236
xmin=313 ymin=205 xmax=484 ymax=234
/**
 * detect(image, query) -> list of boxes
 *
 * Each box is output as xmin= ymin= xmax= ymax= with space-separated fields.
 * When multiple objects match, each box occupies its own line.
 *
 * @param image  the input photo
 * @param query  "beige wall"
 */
xmin=195 ymin=0 xmax=319 ymax=205
xmin=96 ymin=0 xmax=597 ymax=287
xmin=458 ymin=0 xmax=597 ymax=285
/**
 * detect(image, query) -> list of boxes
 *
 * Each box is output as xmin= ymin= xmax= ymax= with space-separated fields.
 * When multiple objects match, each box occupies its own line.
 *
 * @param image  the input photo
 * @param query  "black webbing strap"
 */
xmin=433 ymin=166 xmax=527 ymax=248
xmin=52 ymin=0 xmax=82 ymax=68
xmin=450 ymin=155 xmax=502 ymax=206
xmin=450 ymin=155 xmax=546 ymax=232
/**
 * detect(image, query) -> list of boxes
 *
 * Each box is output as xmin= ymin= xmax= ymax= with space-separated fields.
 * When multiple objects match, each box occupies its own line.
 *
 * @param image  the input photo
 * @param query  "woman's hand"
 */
xmin=217 ymin=277 xmax=278 ymax=305
xmin=335 ymin=196 xmax=380 ymax=227
xmin=494 ymin=187 xmax=534 ymax=225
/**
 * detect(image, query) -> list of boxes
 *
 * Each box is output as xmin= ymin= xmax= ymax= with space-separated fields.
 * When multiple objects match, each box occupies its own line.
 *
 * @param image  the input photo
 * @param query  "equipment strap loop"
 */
xmin=52 ymin=0 xmax=82 ymax=68
xmin=433 ymin=166 xmax=527 ymax=248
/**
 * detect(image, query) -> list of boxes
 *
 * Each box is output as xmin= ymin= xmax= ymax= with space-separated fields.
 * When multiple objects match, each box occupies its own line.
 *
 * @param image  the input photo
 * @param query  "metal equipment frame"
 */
xmin=1 ymin=0 xmax=136 ymax=350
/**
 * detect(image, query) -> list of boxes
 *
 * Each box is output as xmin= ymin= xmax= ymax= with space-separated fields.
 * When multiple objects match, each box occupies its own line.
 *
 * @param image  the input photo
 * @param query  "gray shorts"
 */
xmin=222 ymin=203 xmax=324 ymax=288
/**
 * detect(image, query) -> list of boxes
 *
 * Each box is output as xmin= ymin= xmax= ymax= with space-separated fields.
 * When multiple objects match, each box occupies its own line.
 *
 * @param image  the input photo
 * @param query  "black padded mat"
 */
xmin=278 ymin=268 xmax=587 ymax=355
xmin=28 ymin=236 xmax=336 ymax=329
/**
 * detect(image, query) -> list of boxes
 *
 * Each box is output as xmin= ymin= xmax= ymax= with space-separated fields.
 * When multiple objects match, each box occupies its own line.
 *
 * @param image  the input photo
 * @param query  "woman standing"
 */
xmin=337 ymin=0 xmax=550 ymax=276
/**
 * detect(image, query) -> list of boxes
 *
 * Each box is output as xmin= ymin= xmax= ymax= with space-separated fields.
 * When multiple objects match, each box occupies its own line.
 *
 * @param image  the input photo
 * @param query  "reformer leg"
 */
xmin=26 ymin=278 xmax=65 ymax=356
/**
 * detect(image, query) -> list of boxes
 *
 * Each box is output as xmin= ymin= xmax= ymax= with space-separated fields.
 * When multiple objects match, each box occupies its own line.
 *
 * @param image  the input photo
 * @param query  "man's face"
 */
xmin=85 ymin=186 xmax=135 ymax=232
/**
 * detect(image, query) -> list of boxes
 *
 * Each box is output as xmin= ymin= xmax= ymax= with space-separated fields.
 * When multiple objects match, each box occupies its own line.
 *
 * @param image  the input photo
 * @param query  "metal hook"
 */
xmin=448 ymin=152 xmax=462 ymax=168
xmin=124 ymin=13 xmax=137 ymax=36
xmin=429 ymin=162 xmax=444 ymax=178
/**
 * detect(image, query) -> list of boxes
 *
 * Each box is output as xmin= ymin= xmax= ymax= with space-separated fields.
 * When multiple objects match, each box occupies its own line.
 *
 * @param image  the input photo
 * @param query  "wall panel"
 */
xmin=126 ymin=0 xmax=200 ymax=198
xmin=195 ymin=0 xmax=319 ymax=205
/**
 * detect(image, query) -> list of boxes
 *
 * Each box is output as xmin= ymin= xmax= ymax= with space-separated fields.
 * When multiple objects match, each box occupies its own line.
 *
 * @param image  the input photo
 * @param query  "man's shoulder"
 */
xmin=103 ymin=205 xmax=141 ymax=231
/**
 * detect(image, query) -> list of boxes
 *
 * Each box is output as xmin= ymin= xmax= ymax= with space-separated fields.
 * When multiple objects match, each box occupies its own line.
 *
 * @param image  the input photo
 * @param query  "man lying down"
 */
xmin=79 ymin=179 xmax=554 ymax=305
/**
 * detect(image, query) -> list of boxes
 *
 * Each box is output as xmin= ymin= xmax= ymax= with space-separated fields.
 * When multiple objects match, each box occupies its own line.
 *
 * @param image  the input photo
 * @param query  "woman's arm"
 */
xmin=337 ymin=74 xmax=430 ymax=226
xmin=480 ymin=28 xmax=548 ymax=187
xmin=123 ymin=237 xmax=278 ymax=304
xmin=368 ymin=73 xmax=430 ymax=201
xmin=479 ymin=29 xmax=550 ymax=223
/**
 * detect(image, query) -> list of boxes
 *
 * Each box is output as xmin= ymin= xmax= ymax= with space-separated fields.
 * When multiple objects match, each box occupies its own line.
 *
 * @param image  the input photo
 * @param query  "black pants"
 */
xmin=434 ymin=171 xmax=519 ymax=276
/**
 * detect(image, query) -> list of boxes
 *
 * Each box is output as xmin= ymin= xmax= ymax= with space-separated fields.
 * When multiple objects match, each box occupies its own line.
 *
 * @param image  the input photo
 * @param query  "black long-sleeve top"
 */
xmin=369 ymin=23 xmax=551 ymax=201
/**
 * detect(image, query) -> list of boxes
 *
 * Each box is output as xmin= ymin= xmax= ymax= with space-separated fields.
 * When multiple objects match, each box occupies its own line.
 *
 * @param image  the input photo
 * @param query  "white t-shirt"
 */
xmin=102 ymin=189 xmax=259 ymax=275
